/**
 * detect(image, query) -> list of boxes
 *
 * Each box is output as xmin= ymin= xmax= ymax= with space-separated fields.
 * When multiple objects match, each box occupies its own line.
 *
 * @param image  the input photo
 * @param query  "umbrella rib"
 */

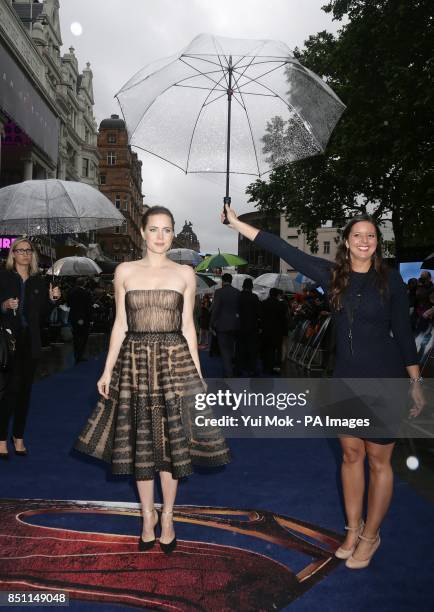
xmin=179 ymin=58 xmax=227 ymax=90
xmin=174 ymin=84 xmax=227 ymax=93
xmin=203 ymin=90 xmax=229 ymax=106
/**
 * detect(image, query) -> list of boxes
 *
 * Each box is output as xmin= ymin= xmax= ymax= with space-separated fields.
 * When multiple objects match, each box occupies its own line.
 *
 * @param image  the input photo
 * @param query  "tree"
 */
xmin=246 ymin=0 xmax=434 ymax=259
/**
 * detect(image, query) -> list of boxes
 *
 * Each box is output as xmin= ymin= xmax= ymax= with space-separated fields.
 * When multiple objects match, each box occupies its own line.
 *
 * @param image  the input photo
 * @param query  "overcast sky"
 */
xmin=58 ymin=0 xmax=342 ymax=253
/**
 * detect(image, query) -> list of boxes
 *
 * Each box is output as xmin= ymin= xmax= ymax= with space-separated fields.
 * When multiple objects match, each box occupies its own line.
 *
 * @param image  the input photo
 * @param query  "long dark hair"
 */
xmin=329 ymin=214 xmax=389 ymax=311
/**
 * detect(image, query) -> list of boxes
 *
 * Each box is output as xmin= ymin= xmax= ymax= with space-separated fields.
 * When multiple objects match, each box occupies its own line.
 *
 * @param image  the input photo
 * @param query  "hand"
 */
xmin=409 ymin=382 xmax=426 ymax=418
xmin=221 ymin=203 xmax=238 ymax=229
xmin=49 ymin=283 xmax=61 ymax=301
xmin=97 ymin=371 xmax=112 ymax=400
xmin=2 ymin=297 xmax=19 ymax=311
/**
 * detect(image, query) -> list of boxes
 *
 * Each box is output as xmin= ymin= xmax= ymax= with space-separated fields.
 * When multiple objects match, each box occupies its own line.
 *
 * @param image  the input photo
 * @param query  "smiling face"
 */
xmin=345 ymin=221 xmax=378 ymax=265
xmin=141 ymin=213 xmax=174 ymax=254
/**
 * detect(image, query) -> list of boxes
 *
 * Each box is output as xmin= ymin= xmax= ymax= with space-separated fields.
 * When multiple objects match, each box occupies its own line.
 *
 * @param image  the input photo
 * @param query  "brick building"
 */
xmin=173 ymin=220 xmax=200 ymax=251
xmin=96 ymin=114 xmax=145 ymax=262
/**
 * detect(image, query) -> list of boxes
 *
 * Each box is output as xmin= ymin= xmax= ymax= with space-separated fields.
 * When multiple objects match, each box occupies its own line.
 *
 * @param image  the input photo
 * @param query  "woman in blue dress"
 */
xmin=223 ymin=205 xmax=424 ymax=569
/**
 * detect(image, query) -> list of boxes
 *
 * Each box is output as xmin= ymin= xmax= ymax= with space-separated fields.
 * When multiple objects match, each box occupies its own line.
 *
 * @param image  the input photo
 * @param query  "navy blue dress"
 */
xmin=255 ymin=231 xmax=419 ymax=444
xmin=254 ymin=231 xmax=417 ymax=377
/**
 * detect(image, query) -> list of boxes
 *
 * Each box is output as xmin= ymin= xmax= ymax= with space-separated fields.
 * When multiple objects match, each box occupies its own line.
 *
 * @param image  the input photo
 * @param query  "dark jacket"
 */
xmin=210 ymin=284 xmax=240 ymax=332
xmin=0 ymin=269 xmax=54 ymax=358
xmin=67 ymin=286 xmax=93 ymax=325
xmin=238 ymin=290 xmax=260 ymax=333
xmin=260 ymin=296 xmax=287 ymax=340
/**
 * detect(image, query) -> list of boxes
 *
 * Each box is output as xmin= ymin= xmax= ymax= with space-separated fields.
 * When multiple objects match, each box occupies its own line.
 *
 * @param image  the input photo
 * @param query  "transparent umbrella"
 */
xmin=253 ymin=273 xmax=302 ymax=293
xmin=0 ymin=179 xmax=125 ymax=275
xmin=0 ymin=179 xmax=125 ymax=236
xmin=167 ymin=248 xmax=203 ymax=266
xmin=47 ymin=256 xmax=102 ymax=277
xmin=116 ymin=33 xmax=345 ymax=209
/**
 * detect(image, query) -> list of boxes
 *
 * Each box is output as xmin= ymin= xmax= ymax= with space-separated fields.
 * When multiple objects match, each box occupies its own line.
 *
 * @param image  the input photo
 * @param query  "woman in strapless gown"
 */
xmin=74 ymin=206 xmax=231 ymax=553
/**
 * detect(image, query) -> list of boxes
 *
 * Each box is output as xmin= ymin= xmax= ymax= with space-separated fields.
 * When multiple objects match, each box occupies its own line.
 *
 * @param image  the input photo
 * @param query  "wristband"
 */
xmin=409 ymin=376 xmax=424 ymax=384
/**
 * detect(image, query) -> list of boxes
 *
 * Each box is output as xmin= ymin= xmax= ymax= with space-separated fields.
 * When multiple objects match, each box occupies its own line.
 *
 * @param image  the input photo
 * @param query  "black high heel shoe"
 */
xmin=138 ymin=508 xmax=159 ymax=551
xmin=11 ymin=437 xmax=28 ymax=457
xmin=159 ymin=510 xmax=177 ymax=554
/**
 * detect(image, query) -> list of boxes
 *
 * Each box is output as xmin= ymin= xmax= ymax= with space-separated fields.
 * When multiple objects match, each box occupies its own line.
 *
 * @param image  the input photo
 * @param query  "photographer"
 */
xmin=0 ymin=238 xmax=60 ymax=459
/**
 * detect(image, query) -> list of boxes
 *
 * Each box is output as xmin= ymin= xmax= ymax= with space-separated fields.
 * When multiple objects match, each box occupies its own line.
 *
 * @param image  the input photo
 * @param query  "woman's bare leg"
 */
xmin=136 ymin=479 xmax=156 ymax=541
xmin=159 ymin=471 xmax=178 ymax=544
xmin=339 ymin=437 xmax=366 ymax=550
xmin=352 ymin=441 xmax=394 ymax=559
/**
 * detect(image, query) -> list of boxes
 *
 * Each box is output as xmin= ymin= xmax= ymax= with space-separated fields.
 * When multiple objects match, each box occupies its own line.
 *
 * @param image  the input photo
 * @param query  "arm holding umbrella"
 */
xmin=222 ymin=204 xmax=331 ymax=285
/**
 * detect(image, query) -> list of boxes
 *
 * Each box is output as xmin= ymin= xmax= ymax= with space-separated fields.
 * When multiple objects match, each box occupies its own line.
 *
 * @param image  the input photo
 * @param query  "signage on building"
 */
xmin=0 ymin=44 xmax=59 ymax=162
xmin=0 ymin=236 xmax=16 ymax=250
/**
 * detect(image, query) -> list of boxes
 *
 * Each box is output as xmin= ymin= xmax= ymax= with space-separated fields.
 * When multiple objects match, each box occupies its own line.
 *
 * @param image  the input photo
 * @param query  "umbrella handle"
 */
xmin=222 ymin=196 xmax=231 ymax=225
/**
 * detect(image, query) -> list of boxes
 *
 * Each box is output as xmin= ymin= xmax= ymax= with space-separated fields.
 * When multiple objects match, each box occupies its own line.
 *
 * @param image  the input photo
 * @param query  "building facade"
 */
xmin=96 ymin=114 xmax=144 ymax=262
xmin=173 ymin=220 xmax=200 ymax=251
xmin=0 ymin=0 xmax=99 ymax=188
xmin=280 ymin=216 xmax=340 ymax=275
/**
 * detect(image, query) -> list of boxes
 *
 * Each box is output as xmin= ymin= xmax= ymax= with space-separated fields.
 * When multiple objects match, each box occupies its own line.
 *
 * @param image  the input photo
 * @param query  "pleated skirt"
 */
xmin=74 ymin=332 xmax=231 ymax=479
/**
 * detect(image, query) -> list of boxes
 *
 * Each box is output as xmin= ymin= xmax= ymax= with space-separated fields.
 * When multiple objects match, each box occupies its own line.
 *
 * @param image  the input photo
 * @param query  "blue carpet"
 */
xmin=1 ymin=351 xmax=433 ymax=611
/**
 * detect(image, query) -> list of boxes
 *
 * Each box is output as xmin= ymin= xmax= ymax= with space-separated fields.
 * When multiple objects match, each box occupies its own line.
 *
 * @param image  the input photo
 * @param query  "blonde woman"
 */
xmin=0 ymin=238 xmax=60 ymax=459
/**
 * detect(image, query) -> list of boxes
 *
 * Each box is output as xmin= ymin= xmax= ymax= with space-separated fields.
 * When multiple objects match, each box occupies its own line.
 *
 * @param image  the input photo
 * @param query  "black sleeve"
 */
xmin=389 ymin=270 xmax=418 ymax=367
xmin=40 ymin=277 xmax=55 ymax=319
xmin=254 ymin=231 xmax=332 ymax=288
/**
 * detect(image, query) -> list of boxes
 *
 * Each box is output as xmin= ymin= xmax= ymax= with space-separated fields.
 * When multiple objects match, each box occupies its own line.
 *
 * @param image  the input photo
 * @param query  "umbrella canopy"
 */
xmin=195 ymin=252 xmax=247 ymax=272
xmin=230 ymin=273 xmax=254 ymax=290
xmin=167 ymin=248 xmax=203 ymax=266
xmin=195 ymin=273 xmax=218 ymax=295
xmin=253 ymin=273 xmax=301 ymax=293
xmin=421 ymin=254 xmax=434 ymax=270
xmin=116 ymin=33 xmax=345 ymax=201
xmin=0 ymin=179 xmax=125 ymax=235
xmin=47 ymin=256 xmax=102 ymax=277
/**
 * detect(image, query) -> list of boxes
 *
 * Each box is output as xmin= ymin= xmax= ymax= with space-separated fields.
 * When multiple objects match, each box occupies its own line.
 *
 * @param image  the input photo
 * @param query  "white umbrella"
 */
xmin=230 ymin=273 xmax=254 ymax=290
xmin=167 ymin=248 xmax=203 ymax=266
xmin=47 ymin=256 xmax=102 ymax=277
xmin=254 ymin=273 xmax=302 ymax=293
xmin=0 ymin=179 xmax=125 ymax=277
xmin=0 ymin=179 xmax=125 ymax=235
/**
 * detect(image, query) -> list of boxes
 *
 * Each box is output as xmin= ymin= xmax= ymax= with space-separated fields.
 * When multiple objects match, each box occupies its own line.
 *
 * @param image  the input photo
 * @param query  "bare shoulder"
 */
xmin=113 ymin=262 xmax=133 ymax=284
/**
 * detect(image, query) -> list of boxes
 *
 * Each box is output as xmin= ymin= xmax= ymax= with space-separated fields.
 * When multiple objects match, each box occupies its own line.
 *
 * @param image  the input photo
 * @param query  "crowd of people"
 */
xmin=196 ymin=275 xmax=331 ymax=377
xmin=195 ymin=268 xmax=433 ymax=379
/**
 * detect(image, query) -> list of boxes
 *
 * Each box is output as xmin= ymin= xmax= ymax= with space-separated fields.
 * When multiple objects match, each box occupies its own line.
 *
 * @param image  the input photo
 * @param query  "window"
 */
xmin=99 ymin=174 xmax=106 ymax=185
xmin=82 ymin=158 xmax=89 ymax=177
xmin=108 ymin=134 xmax=117 ymax=144
xmin=107 ymin=151 xmax=116 ymax=165
xmin=123 ymin=221 xmax=128 ymax=234
xmin=115 ymin=195 xmax=121 ymax=209
xmin=115 ymin=226 xmax=120 ymax=234
xmin=123 ymin=196 xmax=129 ymax=212
xmin=323 ymin=241 xmax=330 ymax=254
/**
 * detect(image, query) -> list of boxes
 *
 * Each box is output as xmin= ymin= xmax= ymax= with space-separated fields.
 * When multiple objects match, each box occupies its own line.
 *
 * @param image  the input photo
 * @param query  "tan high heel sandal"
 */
xmin=345 ymin=530 xmax=381 ymax=569
xmin=159 ymin=510 xmax=177 ymax=554
xmin=334 ymin=519 xmax=365 ymax=560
